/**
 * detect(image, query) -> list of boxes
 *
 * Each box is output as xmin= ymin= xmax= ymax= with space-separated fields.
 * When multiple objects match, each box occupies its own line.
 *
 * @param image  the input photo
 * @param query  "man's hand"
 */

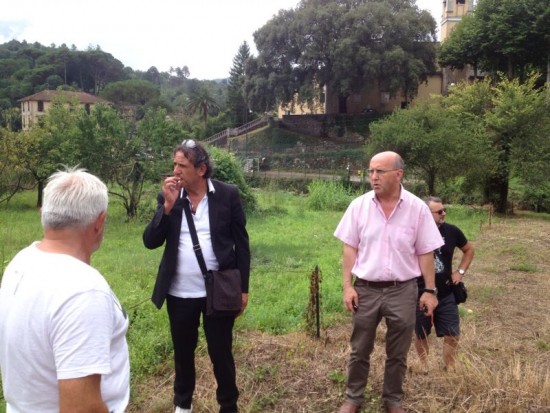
xmin=451 ymin=270 xmax=464 ymax=285
xmin=343 ymin=286 xmax=359 ymax=313
xmin=236 ymin=293 xmax=248 ymax=317
xmin=162 ymin=176 xmax=182 ymax=215
xmin=418 ymin=292 xmax=438 ymax=316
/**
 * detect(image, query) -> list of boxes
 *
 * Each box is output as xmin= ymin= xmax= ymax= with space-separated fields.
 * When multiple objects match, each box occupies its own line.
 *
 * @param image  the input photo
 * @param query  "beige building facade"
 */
xmin=18 ymin=90 xmax=109 ymax=131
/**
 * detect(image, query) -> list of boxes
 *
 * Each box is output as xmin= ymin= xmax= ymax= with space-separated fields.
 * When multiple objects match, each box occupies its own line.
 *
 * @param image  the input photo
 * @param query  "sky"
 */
xmin=0 ymin=0 xmax=441 ymax=80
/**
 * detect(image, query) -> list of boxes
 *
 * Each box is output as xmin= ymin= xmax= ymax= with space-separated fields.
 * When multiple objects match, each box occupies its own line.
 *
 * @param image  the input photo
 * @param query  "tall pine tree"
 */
xmin=227 ymin=42 xmax=251 ymax=127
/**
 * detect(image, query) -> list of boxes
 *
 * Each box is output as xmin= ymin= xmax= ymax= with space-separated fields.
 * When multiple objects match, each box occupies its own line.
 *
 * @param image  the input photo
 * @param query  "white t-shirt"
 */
xmin=0 ymin=242 xmax=130 ymax=413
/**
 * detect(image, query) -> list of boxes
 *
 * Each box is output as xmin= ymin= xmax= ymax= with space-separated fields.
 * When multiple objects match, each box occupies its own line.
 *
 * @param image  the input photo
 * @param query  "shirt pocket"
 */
xmin=393 ymin=228 xmax=415 ymax=253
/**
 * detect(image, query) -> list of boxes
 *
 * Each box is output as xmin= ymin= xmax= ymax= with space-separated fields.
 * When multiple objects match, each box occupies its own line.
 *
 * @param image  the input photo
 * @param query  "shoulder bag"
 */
xmin=449 ymin=276 xmax=468 ymax=304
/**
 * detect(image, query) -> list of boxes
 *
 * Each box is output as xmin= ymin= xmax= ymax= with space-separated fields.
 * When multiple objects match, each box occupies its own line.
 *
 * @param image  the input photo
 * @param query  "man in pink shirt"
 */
xmin=334 ymin=151 xmax=443 ymax=413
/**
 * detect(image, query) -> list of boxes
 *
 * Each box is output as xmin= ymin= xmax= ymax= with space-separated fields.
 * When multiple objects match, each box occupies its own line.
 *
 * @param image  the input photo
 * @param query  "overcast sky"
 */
xmin=0 ymin=0 xmax=442 ymax=80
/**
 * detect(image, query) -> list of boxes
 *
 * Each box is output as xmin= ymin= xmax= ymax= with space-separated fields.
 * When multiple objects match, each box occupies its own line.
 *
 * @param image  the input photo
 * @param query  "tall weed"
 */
xmin=306 ymin=180 xmax=359 ymax=211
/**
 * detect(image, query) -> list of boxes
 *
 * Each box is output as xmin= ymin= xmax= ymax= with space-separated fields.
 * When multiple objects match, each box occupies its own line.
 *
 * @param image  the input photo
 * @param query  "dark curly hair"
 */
xmin=174 ymin=140 xmax=213 ymax=179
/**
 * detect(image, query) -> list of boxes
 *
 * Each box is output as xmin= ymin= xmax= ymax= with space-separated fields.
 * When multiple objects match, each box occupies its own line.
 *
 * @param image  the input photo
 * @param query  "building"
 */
xmin=440 ymin=0 xmax=478 ymax=93
xmin=18 ymin=90 xmax=109 ymax=131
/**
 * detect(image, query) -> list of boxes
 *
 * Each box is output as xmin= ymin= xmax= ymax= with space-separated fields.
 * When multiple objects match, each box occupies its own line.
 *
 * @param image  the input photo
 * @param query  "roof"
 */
xmin=18 ymin=90 xmax=109 ymax=104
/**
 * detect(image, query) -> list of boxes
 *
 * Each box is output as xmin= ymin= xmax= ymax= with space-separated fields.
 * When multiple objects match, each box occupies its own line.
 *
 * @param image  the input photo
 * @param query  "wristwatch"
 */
xmin=457 ymin=269 xmax=466 ymax=276
xmin=423 ymin=287 xmax=438 ymax=295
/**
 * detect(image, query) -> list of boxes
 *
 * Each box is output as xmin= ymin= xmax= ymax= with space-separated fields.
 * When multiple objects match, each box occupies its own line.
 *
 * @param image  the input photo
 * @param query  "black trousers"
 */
xmin=166 ymin=295 xmax=238 ymax=413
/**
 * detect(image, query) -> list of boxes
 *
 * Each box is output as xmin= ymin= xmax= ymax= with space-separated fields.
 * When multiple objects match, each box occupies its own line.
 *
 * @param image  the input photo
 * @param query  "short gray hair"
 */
xmin=41 ymin=167 xmax=108 ymax=230
xmin=393 ymin=154 xmax=405 ymax=170
xmin=424 ymin=195 xmax=442 ymax=206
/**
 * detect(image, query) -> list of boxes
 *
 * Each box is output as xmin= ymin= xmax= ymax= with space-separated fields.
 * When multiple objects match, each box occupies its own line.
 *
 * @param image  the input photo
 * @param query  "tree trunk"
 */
xmin=338 ymin=95 xmax=348 ymax=114
xmin=36 ymin=179 xmax=44 ymax=208
xmin=547 ymin=54 xmax=549 ymax=85
xmin=507 ymin=56 xmax=513 ymax=80
xmin=485 ymin=141 xmax=511 ymax=213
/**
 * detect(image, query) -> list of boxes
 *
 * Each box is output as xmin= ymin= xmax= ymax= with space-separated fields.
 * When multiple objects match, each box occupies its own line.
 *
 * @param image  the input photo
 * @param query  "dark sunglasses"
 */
xmin=431 ymin=208 xmax=446 ymax=216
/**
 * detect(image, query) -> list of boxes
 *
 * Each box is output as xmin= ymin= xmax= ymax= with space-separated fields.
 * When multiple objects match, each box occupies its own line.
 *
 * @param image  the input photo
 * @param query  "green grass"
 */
xmin=0 ymin=184 xmax=493 ymax=410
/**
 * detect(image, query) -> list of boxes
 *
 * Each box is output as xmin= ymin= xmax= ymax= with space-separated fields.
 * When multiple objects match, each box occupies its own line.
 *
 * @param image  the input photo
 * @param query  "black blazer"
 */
xmin=143 ymin=179 xmax=250 ymax=309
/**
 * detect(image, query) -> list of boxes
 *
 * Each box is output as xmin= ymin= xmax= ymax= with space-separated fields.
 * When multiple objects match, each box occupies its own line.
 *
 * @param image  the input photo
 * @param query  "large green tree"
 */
xmin=75 ymin=105 xmax=186 ymax=218
xmin=368 ymin=98 xmax=491 ymax=195
xmin=101 ymin=79 xmax=160 ymax=105
xmin=444 ymin=74 xmax=550 ymax=212
xmin=15 ymin=96 xmax=83 ymax=206
xmin=439 ymin=0 xmax=550 ymax=82
xmin=245 ymin=0 xmax=437 ymax=113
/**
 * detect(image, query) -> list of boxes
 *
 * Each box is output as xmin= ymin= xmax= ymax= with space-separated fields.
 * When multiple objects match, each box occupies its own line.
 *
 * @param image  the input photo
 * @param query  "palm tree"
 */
xmin=186 ymin=86 xmax=220 ymax=130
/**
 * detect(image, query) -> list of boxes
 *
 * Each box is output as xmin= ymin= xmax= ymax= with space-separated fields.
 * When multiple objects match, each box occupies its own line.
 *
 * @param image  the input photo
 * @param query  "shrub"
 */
xmin=208 ymin=145 xmax=257 ymax=213
xmin=306 ymin=180 xmax=357 ymax=211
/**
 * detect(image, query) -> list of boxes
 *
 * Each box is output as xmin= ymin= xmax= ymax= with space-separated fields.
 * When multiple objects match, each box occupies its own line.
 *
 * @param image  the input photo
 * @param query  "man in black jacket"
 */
xmin=143 ymin=140 xmax=250 ymax=413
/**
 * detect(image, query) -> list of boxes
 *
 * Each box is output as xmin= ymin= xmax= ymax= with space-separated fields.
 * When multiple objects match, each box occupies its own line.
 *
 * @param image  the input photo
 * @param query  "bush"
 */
xmin=208 ymin=145 xmax=257 ymax=213
xmin=510 ymin=178 xmax=550 ymax=212
xmin=306 ymin=180 xmax=357 ymax=211
xmin=437 ymin=176 xmax=485 ymax=206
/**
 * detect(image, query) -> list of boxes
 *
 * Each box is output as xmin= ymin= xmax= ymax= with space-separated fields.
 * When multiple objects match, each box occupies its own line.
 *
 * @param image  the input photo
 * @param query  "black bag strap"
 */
xmin=182 ymin=199 xmax=208 ymax=277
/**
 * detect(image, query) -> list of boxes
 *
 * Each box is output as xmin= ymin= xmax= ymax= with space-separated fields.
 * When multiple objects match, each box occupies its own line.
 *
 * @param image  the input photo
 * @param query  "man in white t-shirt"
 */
xmin=0 ymin=168 xmax=130 ymax=413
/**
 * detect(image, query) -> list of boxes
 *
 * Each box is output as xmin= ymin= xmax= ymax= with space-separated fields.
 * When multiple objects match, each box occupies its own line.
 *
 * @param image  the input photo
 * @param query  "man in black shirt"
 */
xmin=415 ymin=196 xmax=475 ymax=369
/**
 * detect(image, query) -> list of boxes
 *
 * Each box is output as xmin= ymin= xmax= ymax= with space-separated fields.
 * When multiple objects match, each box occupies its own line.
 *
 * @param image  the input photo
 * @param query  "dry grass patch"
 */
xmin=128 ymin=215 xmax=550 ymax=412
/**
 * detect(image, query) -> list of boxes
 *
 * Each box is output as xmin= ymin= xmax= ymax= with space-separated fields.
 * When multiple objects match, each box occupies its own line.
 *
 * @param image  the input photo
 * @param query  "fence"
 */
xmin=205 ymin=115 xmax=271 ymax=146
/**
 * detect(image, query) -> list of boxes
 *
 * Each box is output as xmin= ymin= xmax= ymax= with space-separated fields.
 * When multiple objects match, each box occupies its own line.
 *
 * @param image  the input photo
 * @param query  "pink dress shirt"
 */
xmin=334 ymin=187 xmax=443 ymax=281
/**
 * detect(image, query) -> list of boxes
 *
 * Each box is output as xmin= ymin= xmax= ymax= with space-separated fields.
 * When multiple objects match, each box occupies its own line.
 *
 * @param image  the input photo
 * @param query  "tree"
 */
xmin=246 ymin=0 xmax=437 ymax=113
xmin=186 ymin=86 xmax=220 ymax=130
xmin=76 ymin=105 xmax=186 ymax=219
xmin=368 ymin=98 xmax=490 ymax=195
xmin=14 ymin=96 xmax=83 ymax=206
xmin=439 ymin=0 xmax=550 ymax=82
xmin=0 ymin=127 xmax=31 ymax=203
xmin=444 ymin=74 xmax=550 ymax=212
xmin=227 ymin=42 xmax=252 ymax=127
xmin=101 ymin=79 xmax=160 ymax=106
xmin=144 ymin=66 xmax=161 ymax=85
xmin=438 ymin=14 xmax=483 ymax=76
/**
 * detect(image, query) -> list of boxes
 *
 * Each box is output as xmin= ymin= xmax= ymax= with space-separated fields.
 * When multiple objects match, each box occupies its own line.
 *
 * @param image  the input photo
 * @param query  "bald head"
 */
xmin=370 ymin=151 xmax=405 ymax=170
xmin=368 ymin=151 xmax=405 ymax=200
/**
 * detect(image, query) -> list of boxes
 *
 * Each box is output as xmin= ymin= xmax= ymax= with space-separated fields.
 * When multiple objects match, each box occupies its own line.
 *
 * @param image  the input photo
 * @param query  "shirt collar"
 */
xmin=207 ymin=178 xmax=215 ymax=193
xmin=180 ymin=179 xmax=215 ymax=199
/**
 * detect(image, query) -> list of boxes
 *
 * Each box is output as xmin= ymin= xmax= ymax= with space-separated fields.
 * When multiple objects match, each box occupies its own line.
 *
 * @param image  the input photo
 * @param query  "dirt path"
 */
xmin=129 ymin=214 xmax=550 ymax=413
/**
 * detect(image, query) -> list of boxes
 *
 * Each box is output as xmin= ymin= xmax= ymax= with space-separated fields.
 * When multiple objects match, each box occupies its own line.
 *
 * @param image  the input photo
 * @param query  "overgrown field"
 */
xmin=1 ymin=187 xmax=549 ymax=412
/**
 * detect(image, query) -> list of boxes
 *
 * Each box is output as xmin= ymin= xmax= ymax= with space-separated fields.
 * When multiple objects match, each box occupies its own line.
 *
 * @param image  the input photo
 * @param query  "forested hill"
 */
xmin=0 ymin=39 xmax=227 ymax=112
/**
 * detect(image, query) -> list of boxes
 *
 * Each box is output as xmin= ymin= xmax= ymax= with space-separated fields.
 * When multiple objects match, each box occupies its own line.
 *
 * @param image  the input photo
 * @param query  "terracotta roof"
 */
xmin=18 ymin=90 xmax=109 ymax=104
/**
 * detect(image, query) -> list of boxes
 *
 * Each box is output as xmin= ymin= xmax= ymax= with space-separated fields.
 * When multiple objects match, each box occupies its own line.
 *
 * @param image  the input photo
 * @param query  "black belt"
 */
xmin=355 ymin=278 xmax=411 ymax=288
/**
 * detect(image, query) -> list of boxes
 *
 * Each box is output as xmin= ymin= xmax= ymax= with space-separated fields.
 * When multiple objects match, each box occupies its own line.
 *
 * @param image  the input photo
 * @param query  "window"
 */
xmin=37 ymin=101 xmax=44 ymax=112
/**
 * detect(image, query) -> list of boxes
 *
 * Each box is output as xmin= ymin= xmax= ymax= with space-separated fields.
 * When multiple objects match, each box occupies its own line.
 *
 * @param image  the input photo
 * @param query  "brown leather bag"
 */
xmin=204 ymin=269 xmax=242 ymax=316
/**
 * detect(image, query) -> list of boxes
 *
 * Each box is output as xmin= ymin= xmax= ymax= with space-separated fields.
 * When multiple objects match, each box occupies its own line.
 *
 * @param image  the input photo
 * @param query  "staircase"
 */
xmin=204 ymin=115 xmax=271 ymax=147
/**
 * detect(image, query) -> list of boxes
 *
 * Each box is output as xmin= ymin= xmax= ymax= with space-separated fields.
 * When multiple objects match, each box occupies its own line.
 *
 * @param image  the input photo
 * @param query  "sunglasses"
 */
xmin=181 ymin=139 xmax=196 ymax=148
xmin=431 ymin=208 xmax=446 ymax=216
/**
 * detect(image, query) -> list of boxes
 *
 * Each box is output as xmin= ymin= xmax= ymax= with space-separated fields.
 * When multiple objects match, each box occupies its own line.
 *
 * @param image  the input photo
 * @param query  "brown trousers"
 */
xmin=345 ymin=279 xmax=417 ymax=408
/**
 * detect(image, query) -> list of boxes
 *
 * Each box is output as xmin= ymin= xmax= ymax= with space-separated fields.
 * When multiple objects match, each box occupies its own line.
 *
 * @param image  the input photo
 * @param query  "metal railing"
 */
xmin=204 ymin=115 xmax=271 ymax=146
